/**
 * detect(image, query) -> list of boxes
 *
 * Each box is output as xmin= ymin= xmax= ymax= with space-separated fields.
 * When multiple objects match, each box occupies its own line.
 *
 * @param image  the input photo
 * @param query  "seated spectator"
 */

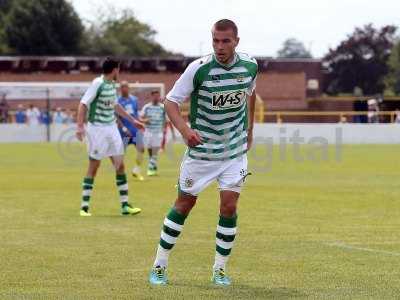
xmin=39 ymin=108 xmax=52 ymax=125
xmin=0 ymin=96 xmax=9 ymax=123
xmin=26 ymin=104 xmax=40 ymax=125
xmin=15 ymin=104 xmax=27 ymax=124
xmin=53 ymin=107 xmax=66 ymax=124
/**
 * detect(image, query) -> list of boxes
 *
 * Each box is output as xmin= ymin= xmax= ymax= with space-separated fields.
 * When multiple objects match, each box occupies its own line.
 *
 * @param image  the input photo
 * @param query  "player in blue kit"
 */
xmin=118 ymin=81 xmax=145 ymax=181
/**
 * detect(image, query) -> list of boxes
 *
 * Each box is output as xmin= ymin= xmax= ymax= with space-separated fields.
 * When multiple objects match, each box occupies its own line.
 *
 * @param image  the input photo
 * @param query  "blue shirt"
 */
xmin=118 ymin=95 xmax=139 ymax=135
xmin=40 ymin=111 xmax=51 ymax=125
xmin=15 ymin=111 xmax=26 ymax=124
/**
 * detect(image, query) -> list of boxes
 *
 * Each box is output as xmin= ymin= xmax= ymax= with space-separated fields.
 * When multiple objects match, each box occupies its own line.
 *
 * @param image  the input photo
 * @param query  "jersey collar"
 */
xmin=213 ymin=52 xmax=239 ymax=70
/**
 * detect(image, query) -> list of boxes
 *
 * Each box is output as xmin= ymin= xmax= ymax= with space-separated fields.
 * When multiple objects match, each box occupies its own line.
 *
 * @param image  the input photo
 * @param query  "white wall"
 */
xmin=253 ymin=124 xmax=400 ymax=144
xmin=0 ymin=123 xmax=399 ymax=144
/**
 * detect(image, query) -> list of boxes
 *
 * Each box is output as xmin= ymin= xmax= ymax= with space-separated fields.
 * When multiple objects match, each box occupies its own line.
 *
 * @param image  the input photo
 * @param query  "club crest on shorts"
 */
xmin=93 ymin=149 xmax=98 ymax=155
xmin=240 ymin=169 xmax=252 ymax=183
xmin=184 ymin=178 xmax=194 ymax=188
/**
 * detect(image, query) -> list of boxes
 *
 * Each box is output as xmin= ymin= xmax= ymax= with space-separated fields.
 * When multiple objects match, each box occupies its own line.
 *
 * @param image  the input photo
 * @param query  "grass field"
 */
xmin=1 ymin=142 xmax=400 ymax=299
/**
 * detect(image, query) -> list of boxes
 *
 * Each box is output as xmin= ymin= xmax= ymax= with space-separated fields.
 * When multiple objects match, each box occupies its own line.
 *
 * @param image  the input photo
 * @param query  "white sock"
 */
xmin=153 ymin=245 xmax=170 ymax=268
xmin=213 ymin=252 xmax=229 ymax=271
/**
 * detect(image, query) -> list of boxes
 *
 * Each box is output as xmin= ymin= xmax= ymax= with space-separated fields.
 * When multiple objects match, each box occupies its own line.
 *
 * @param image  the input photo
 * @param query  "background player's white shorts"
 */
xmin=85 ymin=123 xmax=124 ymax=160
xmin=178 ymin=153 xmax=248 ymax=196
xmin=143 ymin=131 xmax=163 ymax=149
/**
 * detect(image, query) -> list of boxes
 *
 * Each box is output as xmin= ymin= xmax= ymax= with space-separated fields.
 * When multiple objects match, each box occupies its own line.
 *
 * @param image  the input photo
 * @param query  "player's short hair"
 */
xmin=120 ymin=81 xmax=129 ymax=87
xmin=151 ymin=90 xmax=160 ymax=95
xmin=213 ymin=19 xmax=238 ymax=37
xmin=102 ymin=57 xmax=120 ymax=74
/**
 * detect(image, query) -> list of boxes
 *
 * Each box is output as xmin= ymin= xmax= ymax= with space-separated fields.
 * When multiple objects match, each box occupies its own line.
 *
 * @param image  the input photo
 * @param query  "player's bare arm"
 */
xmin=247 ymin=91 xmax=256 ymax=150
xmin=76 ymin=102 xmax=87 ymax=141
xmin=164 ymin=100 xmax=202 ymax=147
xmin=115 ymin=103 xmax=145 ymax=130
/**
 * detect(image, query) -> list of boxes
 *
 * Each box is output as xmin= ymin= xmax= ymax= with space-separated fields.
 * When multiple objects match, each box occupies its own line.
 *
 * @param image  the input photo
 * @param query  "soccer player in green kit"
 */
xmin=149 ymin=19 xmax=258 ymax=286
xmin=76 ymin=58 xmax=144 ymax=217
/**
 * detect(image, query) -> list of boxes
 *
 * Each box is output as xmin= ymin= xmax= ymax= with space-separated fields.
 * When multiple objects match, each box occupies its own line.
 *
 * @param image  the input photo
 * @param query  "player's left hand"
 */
xmin=247 ymin=129 xmax=253 ymax=150
xmin=76 ymin=125 xmax=85 ymax=142
xmin=141 ymin=117 xmax=150 ymax=124
xmin=132 ymin=119 xmax=145 ymax=131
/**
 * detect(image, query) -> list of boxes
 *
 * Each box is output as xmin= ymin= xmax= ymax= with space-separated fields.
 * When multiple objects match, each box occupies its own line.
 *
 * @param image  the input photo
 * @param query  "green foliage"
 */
xmin=83 ymin=8 xmax=168 ymax=56
xmin=385 ymin=40 xmax=400 ymax=95
xmin=324 ymin=24 xmax=397 ymax=95
xmin=4 ymin=0 xmax=84 ymax=55
xmin=0 ymin=0 xmax=12 ymax=54
xmin=277 ymin=38 xmax=312 ymax=59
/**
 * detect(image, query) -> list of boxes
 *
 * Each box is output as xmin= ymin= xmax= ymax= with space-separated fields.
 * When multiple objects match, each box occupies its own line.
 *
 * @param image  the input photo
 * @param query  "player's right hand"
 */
xmin=76 ymin=126 xmax=85 ymax=142
xmin=182 ymin=128 xmax=202 ymax=147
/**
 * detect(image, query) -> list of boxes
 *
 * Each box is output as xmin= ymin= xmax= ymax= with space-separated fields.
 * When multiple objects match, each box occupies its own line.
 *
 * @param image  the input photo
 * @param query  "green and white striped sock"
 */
xmin=149 ymin=155 xmax=158 ymax=170
xmin=81 ymin=177 xmax=94 ymax=210
xmin=153 ymin=207 xmax=187 ymax=267
xmin=214 ymin=215 xmax=237 ymax=271
xmin=116 ymin=174 xmax=129 ymax=207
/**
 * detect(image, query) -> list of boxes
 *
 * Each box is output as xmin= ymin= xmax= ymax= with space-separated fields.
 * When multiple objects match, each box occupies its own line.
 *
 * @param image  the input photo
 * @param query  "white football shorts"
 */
xmin=178 ymin=153 xmax=249 ymax=196
xmin=143 ymin=131 xmax=163 ymax=149
xmin=85 ymin=123 xmax=124 ymax=160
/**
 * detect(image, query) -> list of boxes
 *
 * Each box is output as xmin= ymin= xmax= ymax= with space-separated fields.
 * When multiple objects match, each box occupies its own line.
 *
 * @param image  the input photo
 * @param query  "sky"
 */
xmin=70 ymin=0 xmax=399 ymax=58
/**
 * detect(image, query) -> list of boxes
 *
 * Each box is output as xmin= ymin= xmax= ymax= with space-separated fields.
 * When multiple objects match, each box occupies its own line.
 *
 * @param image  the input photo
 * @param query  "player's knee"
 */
xmin=174 ymin=197 xmax=196 ymax=215
xmin=116 ymin=162 xmax=125 ymax=173
xmin=220 ymin=201 xmax=237 ymax=217
xmin=88 ymin=160 xmax=100 ymax=177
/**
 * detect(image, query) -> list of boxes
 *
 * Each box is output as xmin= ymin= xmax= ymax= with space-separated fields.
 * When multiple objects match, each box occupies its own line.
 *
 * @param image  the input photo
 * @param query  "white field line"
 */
xmin=325 ymin=242 xmax=400 ymax=257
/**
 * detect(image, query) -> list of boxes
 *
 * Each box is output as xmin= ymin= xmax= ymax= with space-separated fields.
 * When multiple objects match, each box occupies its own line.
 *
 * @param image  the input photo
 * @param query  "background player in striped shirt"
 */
xmin=140 ymin=90 xmax=166 ymax=176
xmin=76 ymin=58 xmax=144 ymax=217
xmin=149 ymin=19 xmax=258 ymax=286
xmin=117 ymin=81 xmax=145 ymax=181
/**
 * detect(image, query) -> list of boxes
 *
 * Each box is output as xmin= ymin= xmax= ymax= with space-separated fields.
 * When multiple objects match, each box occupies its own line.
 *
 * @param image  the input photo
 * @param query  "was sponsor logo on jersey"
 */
xmin=211 ymin=89 xmax=246 ymax=110
xmin=102 ymin=99 xmax=114 ymax=107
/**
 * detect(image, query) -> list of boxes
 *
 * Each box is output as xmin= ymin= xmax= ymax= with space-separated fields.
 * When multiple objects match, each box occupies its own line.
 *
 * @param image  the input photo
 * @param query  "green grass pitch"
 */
xmin=1 ymin=143 xmax=399 ymax=299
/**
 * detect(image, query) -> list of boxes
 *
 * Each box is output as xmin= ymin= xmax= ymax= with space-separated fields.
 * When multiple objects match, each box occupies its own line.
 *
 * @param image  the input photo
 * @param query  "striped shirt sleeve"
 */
xmin=81 ymin=78 xmax=102 ymax=106
xmin=247 ymin=75 xmax=257 ymax=96
xmin=166 ymin=61 xmax=200 ymax=105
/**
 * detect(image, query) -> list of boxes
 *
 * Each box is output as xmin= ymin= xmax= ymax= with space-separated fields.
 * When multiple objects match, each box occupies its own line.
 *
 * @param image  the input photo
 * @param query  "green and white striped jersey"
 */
xmin=81 ymin=75 xmax=117 ymax=125
xmin=140 ymin=103 xmax=166 ymax=133
xmin=166 ymin=52 xmax=258 ymax=161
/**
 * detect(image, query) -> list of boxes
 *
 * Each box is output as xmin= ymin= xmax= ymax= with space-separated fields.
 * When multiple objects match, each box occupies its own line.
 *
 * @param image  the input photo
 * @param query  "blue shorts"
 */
xmin=119 ymin=129 xmax=143 ymax=147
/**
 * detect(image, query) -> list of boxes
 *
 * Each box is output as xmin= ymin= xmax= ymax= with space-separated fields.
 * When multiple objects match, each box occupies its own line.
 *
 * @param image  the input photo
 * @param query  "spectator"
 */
xmin=0 ymin=96 xmax=10 ymax=123
xmin=395 ymin=109 xmax=400 ymax=124
xmin=15 ymin=104 xmax=27 ymax=124
xmin=39 ymin=108 xmax=51 ymax=125
xmin=53 ymin=107 xmax=66 ymax=124
xmin=339 ymin=115 xmax=348 ymax=123
xmin=26 ymin=104 xmax=40 ymax=125
xmin=64 ymin=109 xmax=74 ymax=124
xmin=367 ymin=98 xmax=379 ymax=123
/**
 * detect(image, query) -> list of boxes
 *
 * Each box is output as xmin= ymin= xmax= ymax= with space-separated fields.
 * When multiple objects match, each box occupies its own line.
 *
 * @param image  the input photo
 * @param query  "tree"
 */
xmin=277 ymin=38 xmax=312 ymax=59
xmin=323 ymin=24 xmax=397 ymax=95
xmin=385 ymin=40 xmax=400 ymax=95
xmin=83 ymin=8 xmax=169 ymax=56
xmin=0 ymin=0 xmax=13 ymax=54
xmin=5 ymin=0 xmax=84 ymax=55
